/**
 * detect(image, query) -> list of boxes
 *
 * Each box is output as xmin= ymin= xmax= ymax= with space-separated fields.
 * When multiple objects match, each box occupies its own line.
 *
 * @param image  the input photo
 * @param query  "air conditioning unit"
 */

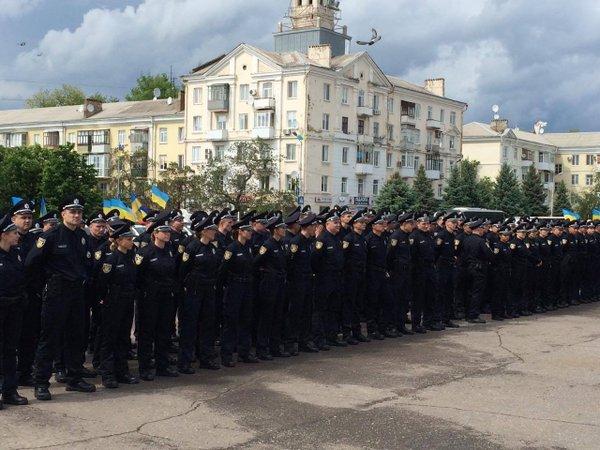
xmin=249 ymin=89 xmax=258 ymax=97
xmin=567 ymin=156 xmax=572 ymax=162
xmin=283 ymin=129 xmax=292 ymax=136
xmin=373 ymin=109 xmax=381 ymax=115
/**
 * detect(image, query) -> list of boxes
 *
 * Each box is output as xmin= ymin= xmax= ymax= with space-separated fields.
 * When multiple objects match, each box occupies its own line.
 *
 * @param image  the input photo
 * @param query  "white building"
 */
xmin=182 ymin=0 xmax=467 ymax=209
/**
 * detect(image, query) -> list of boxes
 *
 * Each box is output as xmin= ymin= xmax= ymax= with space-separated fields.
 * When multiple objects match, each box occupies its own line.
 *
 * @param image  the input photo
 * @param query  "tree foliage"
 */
xmin=520 ymin=165 xmax=548 ymax=216
xmin=552 ymin=180 xmax=572 ymax=216
xmin=156 ymin=163 xmax=198 ymax=210
xmin=125 ymin=74 xmax=179 ymax=101
xmin=26 ymin=84 xmax=118 ymax=108
xmin=574 ymin=173 xmax=600 ymax=219
xmin=374 ymin=172 xmax=416 ymax=212
xmin=442 ymin=159 xmax=483 ymax=208
xmin=105 ymin=148 xmax=153 ymax=203
xmin=412 ymin=165 xmax=438 ymax=212
xmin=493 ymin=163 xmax=523 ymax=216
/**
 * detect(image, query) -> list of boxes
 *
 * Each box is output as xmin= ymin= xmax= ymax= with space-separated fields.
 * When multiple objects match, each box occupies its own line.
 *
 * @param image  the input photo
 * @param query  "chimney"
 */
xmin=307 ymin=44 xmax=332 ymax=68
xmin=490 ymin=119 xmax=509 ymax=133
xmin=83 ymin=98 xmax=102 ymax=118
xmin=179 ymin=89 xmax=185 ymax=112
xmin=424 ymin=78 xmax=445 ymax=97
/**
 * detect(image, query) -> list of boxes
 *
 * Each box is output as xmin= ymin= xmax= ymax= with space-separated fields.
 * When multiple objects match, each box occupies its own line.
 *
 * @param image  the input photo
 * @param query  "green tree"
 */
xmin=105 ymin=148 xmax=153 ymax=202
xmin=552 ymin=180 xmax=572 ymax=216
xmin=0 ymin=145 xmax=48 ymax=208
xmin=157 ymin=163 xmax=198 ymax=209
xmin=125 ymin=73 xmax=179 ymax=101
xmin=374 ymin=172 xmax=416 ymax=212
xmin=521 ymin=165 xmax=548 ymax=216
xmin=493 ymin=163 xmax=523 ymax=216
xmin=442 ymin=159 xmax=481 ymax=208
xmin=412 ymin=165 xmax=438 ymax=211
xmin=478 ymin=177 xmax=496 ymax=209
xmin=573 ymin=173 xmax=600 ymax=219
xmin=26 ymin=84 xmax=117 ymax=108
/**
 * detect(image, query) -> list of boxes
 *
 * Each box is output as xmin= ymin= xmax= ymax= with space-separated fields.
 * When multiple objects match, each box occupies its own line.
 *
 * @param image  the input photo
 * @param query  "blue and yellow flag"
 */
xmin=39 ymin=198 xmax=47 ymax=217
xmin=102 ymin=199 xmax=116 ymax=216
xmin=112 ymin=199 xmax=135 ymax=222
xmin=592 ymin=209 xmax=600 ymax=221
xmin=562 ymin=209 xmax=581 ymax=221
xmin=150 ymin=185 xmax=169 ymax=209
xmin=130 ymin=194 xmax=144 ymax=222
xmin=11 ymin=196 xmax=23 ymax=205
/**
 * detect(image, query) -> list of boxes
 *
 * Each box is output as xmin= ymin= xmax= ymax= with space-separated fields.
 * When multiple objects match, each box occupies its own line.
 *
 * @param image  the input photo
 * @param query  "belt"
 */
xmin=229 ymin=276 xmax=252 ymax=283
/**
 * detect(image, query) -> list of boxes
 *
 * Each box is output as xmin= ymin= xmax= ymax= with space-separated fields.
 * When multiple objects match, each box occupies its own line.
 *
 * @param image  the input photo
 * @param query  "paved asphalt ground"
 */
xmin=3 ymin=304 xmax=600 ymax=449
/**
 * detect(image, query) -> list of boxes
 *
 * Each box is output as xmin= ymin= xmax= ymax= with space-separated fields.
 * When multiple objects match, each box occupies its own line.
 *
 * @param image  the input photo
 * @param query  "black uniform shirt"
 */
xmin=311 ymin=230 xmax=344 ymax=275
xmin=365 ymin=231 xmax=388 ymax=270
xmin=387 ymin=229 xmax=411 ymax=271
xmin=435 ymin=228 xmax=455 ymax=265
xmin=462 ymin=234 xmax=494 ymax=265
xmin=254 ymin=237 xmax=286 ymax=277
xmin=180 ymin=238 xmax=220 ymax=287
xmin=287 ymin=233 xmax=313 ymax=277
xmin=98 ymin=248 xmax=137 ymax=297
xmin=410 ymin=229 xmax=435 ymax=266
xmin=135 ymin=242 xmax=177 ymax=288
xmin=342 ymin=230 xmax=367 ymax=273
xmin=219 ymin=240 xmax=254 ymax=281
xmin=0 ymin=246 xmax=25 ymax=298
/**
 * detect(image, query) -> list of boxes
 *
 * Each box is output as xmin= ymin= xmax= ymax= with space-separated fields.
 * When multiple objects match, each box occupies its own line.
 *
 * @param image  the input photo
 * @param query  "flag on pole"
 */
xmin=102 ymin=199 xmax=115 ymax=216
xmin=39 ymin=198 xmax=48 ymax=217
xmin=130 ymin=194 xmax=144 ymax=222
xmin=112 ymin=199 xmax=135 ymax=222
xmin=11 ymin=196 xmax=23 ymax=205
xmin=592 ymin=209 xmax=600 ymax=221
xmin=562 ymin=209 xmax=581 ymax=221
xmin=150 ymin=185 xmax=169 ymax=209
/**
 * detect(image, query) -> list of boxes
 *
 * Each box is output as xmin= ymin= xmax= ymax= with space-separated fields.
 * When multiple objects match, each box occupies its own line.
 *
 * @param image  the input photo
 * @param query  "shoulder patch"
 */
xmin=135 ymin=254 xmax=143 ymax=265
xmin=81 ymin=237 xmax=86 ymax=246
xmin=493 ymin=248 xmax=499 ymax=254
xmin=102 ymin=263 xmax=112 ymax=274
xmin=525 ymin=243 xmax=530 ymax=248
xmin=182 ymin=252 xmax=190 ymax=262
xmin=224 ymin=250 xmax=232 ymax=260
xmin=437 ymin=238 xmax=443 ymax=246
xmin=141 ymin=242 xmax=148 ymax=247
xmin=510 ymin=243 xmax=516 ymax=250
xmin=391 ymin=239 xmax=398 ymax=247
xmin=86 ymin=251 xmax=91 ymax=259
xmin=547 ymin=240 xmax=552 ymax=245
xmin=259 ymin=246 xmax=268 ymax=255
xmin=212 ymin=241 xmax=218 ymax=248
xmin=178 ymin=244 xmax=185 ymax=254
xmin=315 ymin=241 xmax=323 ymax=250
xmin=561 ymin=239 xmax=567 ymax=245
xmin=36 ymin=237 xmax=46 ymax=249
xmin=409 ymin=238 xmax=414 ymax=245
xmin=343 ymin=241 xmax=350 ymax=249
xmin=290 ymin=244 xmax=298 ymax=253
xmin=94 ymin=250 xmax=102 ymax=260
xmin=454 ymin=239 xmax=460 ymax=246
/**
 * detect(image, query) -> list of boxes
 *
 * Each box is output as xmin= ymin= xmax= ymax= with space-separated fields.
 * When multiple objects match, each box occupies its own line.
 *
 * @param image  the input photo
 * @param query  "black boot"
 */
xmin=2 ymin=391 xmax=29 ymax=405
xmin=66 ymin=380 xmax=97 ymax=393
xmin=34 ymin=386 xmax=52 ymax=401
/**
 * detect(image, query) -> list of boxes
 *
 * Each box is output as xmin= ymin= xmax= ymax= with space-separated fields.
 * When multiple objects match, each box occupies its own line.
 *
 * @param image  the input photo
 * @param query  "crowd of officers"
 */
xmin=1 ymin=195 xmax=599 ymax=408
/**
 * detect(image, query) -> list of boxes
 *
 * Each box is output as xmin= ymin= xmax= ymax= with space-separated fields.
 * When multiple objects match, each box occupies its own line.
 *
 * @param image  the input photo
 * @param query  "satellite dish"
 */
xmin=153 ymin=87 xmax=161 ymax=98
xmin=167 ymin=97 xmax=173 ymax=105
xmin=539 ymin=129 xmax=545 ymax=134
xmin=86 ymin=103 xmax=95 ymax=113
xmin=493 ymin=114 xmax=500 ymax=120
xmin=492 ymin=104 xmax=499 ymax=113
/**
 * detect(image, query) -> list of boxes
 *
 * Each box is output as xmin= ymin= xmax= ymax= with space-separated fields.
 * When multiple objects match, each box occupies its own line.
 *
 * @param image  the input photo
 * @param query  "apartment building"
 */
xmin=182 ymin=0 xmax=467 ymax=209
xmin=0 ymin=98 xmax=185 ymax=192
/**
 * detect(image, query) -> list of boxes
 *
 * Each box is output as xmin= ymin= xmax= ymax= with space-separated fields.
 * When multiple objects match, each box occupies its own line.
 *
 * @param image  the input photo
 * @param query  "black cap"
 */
xmin=0 ymin=214 xmax=17 ymax=233
xmin=60 ymin=195 xmax=85 ymax=211
xmin=397 ymin=212 xmax=415 ymax=224
xmin=301 ymin=205 xmax=312 ymax=213
xmin=266 ymin=214 xmax=287 ymax=230
xmin=147 ymin=210 xmax=172 ymax=233
xmin=39 ymin=211 xmax=59 ymax=224
xmin=11 ymin=199 xmax=34 ymax=216
xmin=105 ymin=209 xmax=121 ymax=221
xmin=298 ymin=212 xmax=317 ymax=227
xmin=284 ymin=208 xmax=301 ymax=225
xmin=110 ymin=224 xmax=135 ymax=239
xmin=193 ymin=212 xmax=218 ymax=232
xmin=348 ymin=209 xmax=368 ymax=226
xmin=232 ymin=214 xmax=253 ymax=231
xmin=87 ymin=211 xmax=106 ymax=225
xmin=170 ymin=209 xmax=184 ymax=221
xmin=143 ymin=209 xmax=160 ymax=222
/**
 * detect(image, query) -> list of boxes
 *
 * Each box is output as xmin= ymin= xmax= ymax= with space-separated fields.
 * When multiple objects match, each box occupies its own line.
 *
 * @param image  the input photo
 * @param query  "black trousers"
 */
xmin=466 ymin=264 xmax=486 ymax=319
xmin=453 ymin=265 xmax=469 ymax=315
xmin=550 ymin=259 xmax=562 ymax=305
xmin=538 ymin=262 xmax=552 ymax=307
xmin=314 ymin=274 xmax=342 ymax=344
xmin=437 ymin=263 xmax=455 ymax=322
xmin=178 ymin=284 xmax=216 ymax=367
xmin=391 ymin=265 xmax=411 ymax=330
xmin=284 ymin=274 xmax=314 ymax=346
xmin=1 ymin=299 xmax=24 ymax=394
xmin=99 ymin=290 xmax=134 ymax=379
xmin=413 ymin=266 xmax=436 ymax=327
xmin=137 ymin=285 xmax=174 ymax=372
xmin=491 ymin=266 xmax=509 ymax=316
xmin=17 ymin=289 xmax=41 ymax=378
xmin=34 ymin=277 xmax=86 ymax=387
xmin=221 ymin=280 xmax=253 ymax=360
xmin=561 ymin=256 xmax=579 ymax=303
xmin=257 ymin=273 xmax=286 ymax=354
xmin=342 ymin=270 xmax=365 ymax=337
xmin=365 ymin=269 xmax=391 ymax=333
xmin=511 ymin=264 xmax=527 ymax=313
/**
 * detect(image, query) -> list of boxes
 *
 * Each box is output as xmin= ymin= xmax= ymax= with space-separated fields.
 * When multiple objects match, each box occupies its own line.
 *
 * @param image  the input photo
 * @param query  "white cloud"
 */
xmin=0 ymin=0 xmax=41 ymax=19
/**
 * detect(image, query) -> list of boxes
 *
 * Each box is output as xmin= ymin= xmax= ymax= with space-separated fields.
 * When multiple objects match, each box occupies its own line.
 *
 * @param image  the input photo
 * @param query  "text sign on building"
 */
xmin=352 ymin=196 xmax=370 ymax=206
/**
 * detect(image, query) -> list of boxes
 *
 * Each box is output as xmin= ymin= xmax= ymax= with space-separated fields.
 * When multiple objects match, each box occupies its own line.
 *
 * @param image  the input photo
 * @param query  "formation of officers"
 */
xmin=1 ymin=195 xmax=599 ymax=408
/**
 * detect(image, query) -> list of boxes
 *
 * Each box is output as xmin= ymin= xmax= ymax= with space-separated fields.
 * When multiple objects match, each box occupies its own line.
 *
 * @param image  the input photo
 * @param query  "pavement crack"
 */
xmin=495 ymin=328 xmax=525 ymax=362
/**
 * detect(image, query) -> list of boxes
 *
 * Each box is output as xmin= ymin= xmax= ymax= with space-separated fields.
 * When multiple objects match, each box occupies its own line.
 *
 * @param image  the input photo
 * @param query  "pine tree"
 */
xmin=521 ymin=165 xmax=548 ymax=216
xmin=477 ymin=177 xmax=496 ymax=209
xmin=552 ymin=180 xmax=572 ymax=216
xmin=374 ymin=172 xmax=416 ymax=212
xmin=493 ymin=163 xmax=523 ymax=216
xmin=412 ymin=165 xmax=438 ymax=212
xmin=442 ymin=164 xmax=463 ymax=208
xmin=442 ymin=159 xmax=481 ymax=208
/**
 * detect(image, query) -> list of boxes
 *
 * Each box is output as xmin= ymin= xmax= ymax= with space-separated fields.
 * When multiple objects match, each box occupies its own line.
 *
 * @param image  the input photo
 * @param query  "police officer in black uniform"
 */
xmin=537 ymin=224 xmax=554 ymax=311
xmin=219 ymin=215 xmax=259 ymax=367
xmin=563 ymin=222 xmax=580 ymax=306
xmin=26 ymin=195 xmax=96 ymax=401
xmin=0 ymin=213 xmax=29 ymax=408
xmin=410 ymin=215 xmax=437 ymax=333
xmin=178 ymin=212 xmax=221 ymax=373
xmin=491 ymin=227 xmax=512 ymax=320
xmin=549 ymin=222 xmax=568 ymax=308
xmin=435 ymin=215 xmax=460 ymax=329
xmin=509 ymin=225 xmax=535 ymax=317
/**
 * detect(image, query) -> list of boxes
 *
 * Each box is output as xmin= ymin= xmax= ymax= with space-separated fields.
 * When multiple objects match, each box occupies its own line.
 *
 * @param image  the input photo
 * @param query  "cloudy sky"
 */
xmin=1 ymin=0 xmax=599 ymax=132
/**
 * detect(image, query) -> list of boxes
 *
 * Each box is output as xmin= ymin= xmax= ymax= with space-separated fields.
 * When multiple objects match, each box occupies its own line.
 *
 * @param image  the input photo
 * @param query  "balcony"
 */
xmin=398 ymin=166 xmax=415 ymax=178
xmin=253 ymin=97 xmax=276 ymax=110
xmin=401 ymin=114 xmax=417 ymax=126
xmin=334 ymin=131 xmax=357 ymax=142
xmin=355 ymin=163 xmax=374 ymax=175
xmin=426 ymin=143 xmax=442 ymax=153
xmin=537 ymin=161 xmax=554 ymax=172
xmin=373 ymin=136 xmax=385 ymax=146
xmin=207 ymin=84 xmax=230 ymax=111
xmin=252 ymin=127 xmax=276 ymax=139
xmin=425 ymin=169 xmax=441 ymax=180
xmin=357 ymin=105 xmax=373 ymax=117
xmin=543 ymin=181 xmax=555 ymax=190
xmin=426 ymin=118 xmax=443 ymax=130
xmin=373 ymin=109 xmax=382 ymax=116
xmin=357 ymin=134 xmax=374 ymax=144
xmin=521 ymin=159 xmax=534 ymax=167
xmin=206 ymin=129 xmax=228 ymax=141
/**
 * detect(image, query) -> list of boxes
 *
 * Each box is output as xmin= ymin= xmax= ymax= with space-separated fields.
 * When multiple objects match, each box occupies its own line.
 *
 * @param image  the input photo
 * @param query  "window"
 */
xmin=586 ymin=154 xmax=595 ymax=165
xmin=322 ymin=113 xmax=330 ymax=130
xmin=67 ymin=132 xmax=76 ymax=144
xmin=373 ymin=94 xmax=380 ymax=112
xmin=586 ymin=174 xmax=594 ymax=185
xmin=572 ymin=155 xmax=580 ymax=165
xmin=438 ymin=184 xmax=443 ymax=197
xmin=386 ymin=152 xmax=392 ymax=168
xmin=193 ymin=116 xmax=202 ymax=132
xmin=342 ymin=147 xmax=349 ymax=164
xmin=178 ymin=127 xmax=185 ymax=142
xmin=440 ymin=109 xmax=445 ymax=122
xmin=449 ymin=136 xmax=455 ymax=150
xmin=341 ymin=86 xmax=349 ymax=104
xmin=256 ymin=111 xmax=273 ymax=128
xmin=387 ymin=97 xmax=394 ymax=113
xmin=260 ymin=176 xmax=270 ymax=190
xmin=555 ymin=164 xmax=563 ymax=174
xmin=323 ymin=83 xmax=331 ymax=101
xmin=450 ymin=111 xmax=456 ymax=125
xmin=321 ymin=175 xmax=328 ymax=192
xmin=261 ymin=81 xmax=273 ymax=98
xmin=216 ymin=114 xmax=227 ymax=130
xmin=358 ymin=90 xmax=365 ymax=107
xmin=117 ymin=130 xmax=126 ymax=146
xmin=502 ymin=146 xmax=508 ymax=158
xmin=357 ymin=178 xmax=364 ymax=195
xmin=215 ymin=145 xmax=225 ymax=160
xmin=427 ymin=106 xmax=433 ymax=119
xmin=287 ymin=81 xmax=298 ymax=99
xmin=191 ymin=146 xmax=201 ymax=163
xmin=287 ymin=111 xmax=297 ymax=129
xmin=342 ymin=116 xmax=349 ymax=134
xmin=374 ymin=150 xmax=380 ymax=167
xmin=159 ymin=155 xmax=167 ymax=170
xmin=373 ymin=122 xmax=380 ymax=137
xmin=205 ymin=148 xmax=213 ymax=160
xmin=513 ymin=149 xmax=518 ymax=160
xmin=358 ymin=119 xmax=365 ymax=135
xmin=32 ymin=133 xmax=39 ymax=144
xmin=357 ymin=147 xmax=372 ymax=164
xmin=321 ymin=145 xmax=329 ymax=162
xmin=239 ymin=113 xmax=248 ymax=130
xmin=571 ymin=174 xmax=579 ymax=185
xmin=415 ymin=103 xmax=421 ymax=119
xmin=159 ymin=127 xmax=168 ymax=144
xmin=193 ymin=87 xmax=202 ymax=104
xmin=341 ymin=177 xmax=348 ymax=194
xmin=286 ymin=143 xmax=297 ymax=160
xmin=373 ymin=180 xmax=379 ymax=196
xmin=239 ymin=84 xmax=249 ymax=101
xmin=387 ymin=124 xmax=394 ymax=140
xmin=286 ymin=174 xmax=293 ymax=191
xmin=177 ymin=154 xmax=184 ymax=168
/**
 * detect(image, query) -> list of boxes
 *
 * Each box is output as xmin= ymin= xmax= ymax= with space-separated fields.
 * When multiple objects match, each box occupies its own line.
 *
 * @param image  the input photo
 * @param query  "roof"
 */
xmin=463 ymin=122 xmax=503 ymax=138
xmin=543 ymin=132 xmax=600 ymax=148
xmin=463 ymin=122 xmax=556 ymax=147
xmin=0 ymin=99 xmax=182 ymax=127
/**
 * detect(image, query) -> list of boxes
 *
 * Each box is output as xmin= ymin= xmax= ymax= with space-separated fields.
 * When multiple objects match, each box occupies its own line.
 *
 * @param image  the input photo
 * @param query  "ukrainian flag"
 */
xmin=39 ymin=197 xmax=47 ymax=217
xmin=592 ymin=209 xmax=600 ymax=221
xmin=150 ymin=185 xmax=169 ymax=209
xmin=130 ymin=194 xmax=144 ymax=222
xmin=562 ymin=209 xmax=581 ymax=221
xmin=113 ymin=199 xmax=135 ymax=222
xmin=102 ymin=199 xmax=116 ymax=215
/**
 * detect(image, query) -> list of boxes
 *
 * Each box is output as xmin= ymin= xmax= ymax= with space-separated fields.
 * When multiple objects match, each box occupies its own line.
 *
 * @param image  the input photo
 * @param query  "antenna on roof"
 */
xmin=533 ymin=120 xmax=547 ymax=135
xmin=153 ymin=88 xmax=161 ymax=100
xmin=167 ymin=97 xmax=173 ymax=105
